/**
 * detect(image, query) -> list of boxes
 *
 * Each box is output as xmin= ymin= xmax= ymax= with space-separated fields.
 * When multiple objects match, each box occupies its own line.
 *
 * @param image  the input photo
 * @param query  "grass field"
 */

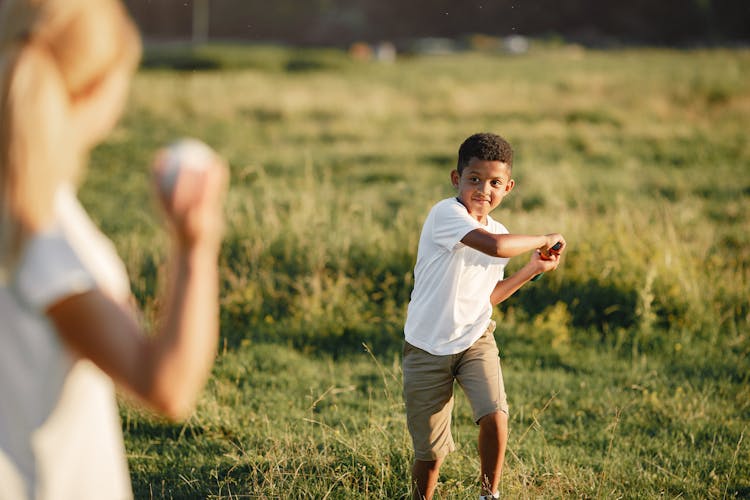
xmin=83 ymin=44 xmax=749 ymax=498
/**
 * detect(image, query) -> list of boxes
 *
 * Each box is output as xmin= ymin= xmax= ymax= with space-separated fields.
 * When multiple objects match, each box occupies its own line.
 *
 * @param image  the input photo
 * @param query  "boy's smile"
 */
xmin=451 ymin=158 xmax=514 ymax=224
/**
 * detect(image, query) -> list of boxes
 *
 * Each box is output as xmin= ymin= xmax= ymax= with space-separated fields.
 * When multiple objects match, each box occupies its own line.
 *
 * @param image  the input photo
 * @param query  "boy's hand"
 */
xmin=529 ymin=236 xmax=565 ymax=281
xmin=530 ymin=248 xmax=561 ymax=275
xmin=540 ymin=234 xmax=566 ymax=259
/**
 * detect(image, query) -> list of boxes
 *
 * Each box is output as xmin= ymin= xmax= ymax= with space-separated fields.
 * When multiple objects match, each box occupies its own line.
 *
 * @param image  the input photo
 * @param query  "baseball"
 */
xmin=157 ymin=138 xmax=216 ymax=194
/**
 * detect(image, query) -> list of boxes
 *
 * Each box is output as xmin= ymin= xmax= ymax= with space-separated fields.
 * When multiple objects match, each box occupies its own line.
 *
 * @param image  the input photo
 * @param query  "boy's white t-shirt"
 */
xmin=404 ymin=197 xmax=510 ymax=355
xmin=0 ymin=185 xmax=133 ymax=499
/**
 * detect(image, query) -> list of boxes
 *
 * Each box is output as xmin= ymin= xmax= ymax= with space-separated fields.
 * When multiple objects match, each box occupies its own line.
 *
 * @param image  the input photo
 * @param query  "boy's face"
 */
xmin=451 ymin=158 xmax=514 ymax=223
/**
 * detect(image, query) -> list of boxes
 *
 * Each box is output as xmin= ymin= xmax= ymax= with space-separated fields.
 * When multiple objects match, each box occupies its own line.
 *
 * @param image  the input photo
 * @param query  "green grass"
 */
xmin=82 ymin=44 xmax=749 ymax=498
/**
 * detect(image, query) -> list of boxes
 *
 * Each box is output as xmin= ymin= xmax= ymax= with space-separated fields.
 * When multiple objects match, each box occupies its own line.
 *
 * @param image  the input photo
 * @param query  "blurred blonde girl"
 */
xmin=0 ymin=0 xmax=227 ymax=498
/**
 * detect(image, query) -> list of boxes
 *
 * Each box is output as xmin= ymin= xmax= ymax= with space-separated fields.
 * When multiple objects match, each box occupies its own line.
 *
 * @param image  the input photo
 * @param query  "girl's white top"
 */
xmin=404 ymin=198 xmax=510 ymax=355
xmin=0 ymin=184 xmax=133 ymax=499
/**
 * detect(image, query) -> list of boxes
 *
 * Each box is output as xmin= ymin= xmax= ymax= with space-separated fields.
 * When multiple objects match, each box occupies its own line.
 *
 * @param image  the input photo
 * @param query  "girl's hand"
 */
xmin=152 ymin=146 xmax=228 ymax=251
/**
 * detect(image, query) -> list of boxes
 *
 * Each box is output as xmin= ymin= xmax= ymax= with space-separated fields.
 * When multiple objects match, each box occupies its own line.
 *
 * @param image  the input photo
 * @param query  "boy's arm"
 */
xmin=461 ymin=228 xmax=564 ymax=258
xmin=490 ymin=250 xmax=562 ymax=305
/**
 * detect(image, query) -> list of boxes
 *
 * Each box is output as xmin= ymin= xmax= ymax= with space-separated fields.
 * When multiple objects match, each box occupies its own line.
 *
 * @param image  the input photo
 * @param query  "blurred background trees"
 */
xmin=123 ymin=0 xmax=749 ymax=46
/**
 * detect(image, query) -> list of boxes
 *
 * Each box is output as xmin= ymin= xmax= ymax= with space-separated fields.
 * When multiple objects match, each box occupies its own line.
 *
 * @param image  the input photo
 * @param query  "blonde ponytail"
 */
xmin=0 ymin=0 xmax=141 ymax=270
xmin=0 ymin=41 xmax=74 ymax=268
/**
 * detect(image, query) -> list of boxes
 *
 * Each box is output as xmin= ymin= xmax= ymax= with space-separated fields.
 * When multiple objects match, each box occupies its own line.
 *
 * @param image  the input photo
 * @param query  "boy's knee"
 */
xmin=478 ymin=410 xmax=508 ymax=429
xmin=414 ymin=458 xmax=441 ymax=470
xmin=413 ymin=456 xmax=444 ymax=477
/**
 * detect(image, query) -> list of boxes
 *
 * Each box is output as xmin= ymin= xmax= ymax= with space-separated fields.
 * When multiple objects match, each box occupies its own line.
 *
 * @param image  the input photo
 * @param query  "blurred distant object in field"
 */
xmin=374 ymin=41 xmax=396 ymax=62
xmin=468 ymin=34 xmax=530 ymax=54
xmin=192 ymin=0 xmax=209 ymax=44
xmin=349 ymin=41 xmax=397 ymax=63
xmin=504 ymin=35 xmax=529 ymax=54
xmin=410 ymin=37 xmax=457 ymax=55
xmin=349 ymin=41 xmax=373 ymax=61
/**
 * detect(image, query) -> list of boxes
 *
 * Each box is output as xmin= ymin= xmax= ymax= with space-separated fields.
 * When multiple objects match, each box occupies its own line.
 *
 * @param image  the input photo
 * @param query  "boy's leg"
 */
xmin=412 ymin=456 xmax=445 ymax=500
xmin=403 ymin=341 xmax=456 ymax=499
xmin=478 ymin=410 xmax=508 ymax=496
xmin=455 ymin=323 xmax=509 ymax=497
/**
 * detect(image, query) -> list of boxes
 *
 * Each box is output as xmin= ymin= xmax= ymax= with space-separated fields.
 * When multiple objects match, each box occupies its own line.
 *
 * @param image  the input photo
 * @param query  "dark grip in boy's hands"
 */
xmin=531 ymin=241 xmax=563 ymax=281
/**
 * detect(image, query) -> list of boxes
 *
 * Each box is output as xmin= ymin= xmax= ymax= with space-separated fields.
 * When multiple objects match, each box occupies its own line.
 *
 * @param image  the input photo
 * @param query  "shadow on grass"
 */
xmin=218 ymin=278 xmax=641 ymax=362
xmin=123 ymin=415 xmax=206 ymax=442
xmin=515 ymin=277 xmax=638 ymax=338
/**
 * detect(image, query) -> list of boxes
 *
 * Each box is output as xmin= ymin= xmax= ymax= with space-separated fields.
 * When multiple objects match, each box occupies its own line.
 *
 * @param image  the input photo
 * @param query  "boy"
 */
xmin=402 ymin=132 xmax=565 ymax=499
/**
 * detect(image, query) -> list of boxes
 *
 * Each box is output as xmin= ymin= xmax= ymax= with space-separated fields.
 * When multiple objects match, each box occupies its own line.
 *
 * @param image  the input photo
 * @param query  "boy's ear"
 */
xmin=506 ymin=178 xmax=515 ymax=193
xmin=450 ymin=169 xmax=460 ymax=188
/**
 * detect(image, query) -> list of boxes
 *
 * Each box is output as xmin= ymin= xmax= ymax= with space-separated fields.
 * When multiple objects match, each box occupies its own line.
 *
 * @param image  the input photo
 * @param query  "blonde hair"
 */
xmin=0 ymin=0 xmax=141 ymax=269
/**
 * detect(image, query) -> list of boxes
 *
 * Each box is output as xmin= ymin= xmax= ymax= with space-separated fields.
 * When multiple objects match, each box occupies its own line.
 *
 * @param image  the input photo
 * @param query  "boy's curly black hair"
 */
xmin=456 ymin=132 xmax=513 ymax=174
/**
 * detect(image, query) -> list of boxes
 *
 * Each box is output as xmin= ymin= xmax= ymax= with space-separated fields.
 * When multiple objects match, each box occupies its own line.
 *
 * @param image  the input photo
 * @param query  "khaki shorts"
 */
xmin=402 ymin=321 xmax=508 ymax=461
